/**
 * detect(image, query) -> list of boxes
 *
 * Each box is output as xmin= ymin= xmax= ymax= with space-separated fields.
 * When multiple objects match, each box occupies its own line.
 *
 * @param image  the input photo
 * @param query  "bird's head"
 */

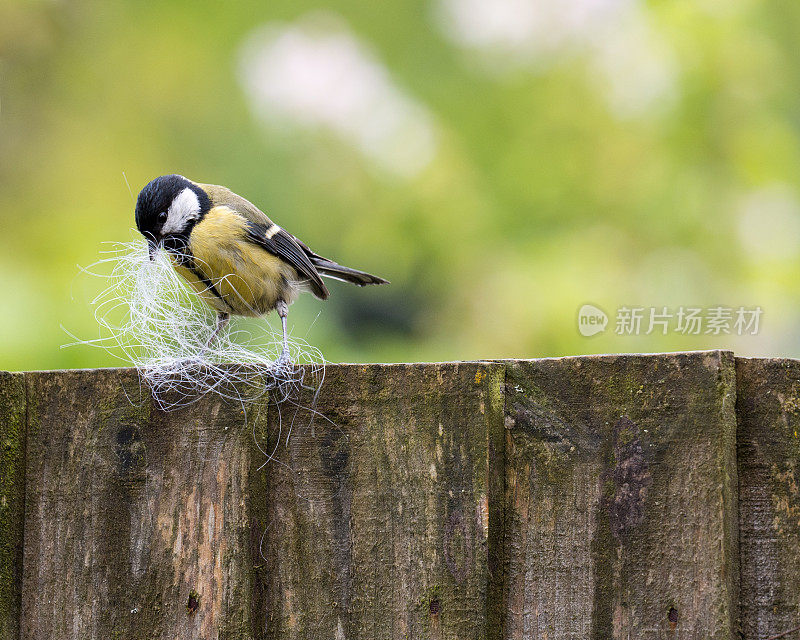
xmin=135 ymin=174 xmax=211 ymax=260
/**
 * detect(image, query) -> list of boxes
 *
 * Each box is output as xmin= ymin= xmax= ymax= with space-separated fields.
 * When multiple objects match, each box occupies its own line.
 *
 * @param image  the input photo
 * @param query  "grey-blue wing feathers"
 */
xmin=245 ymin=223 xmax=330 ymax=300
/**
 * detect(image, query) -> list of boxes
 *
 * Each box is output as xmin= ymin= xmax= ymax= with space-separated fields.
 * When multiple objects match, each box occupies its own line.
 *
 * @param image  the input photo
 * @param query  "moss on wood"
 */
xmin=0 ymin=372 xmax=25 ymax=640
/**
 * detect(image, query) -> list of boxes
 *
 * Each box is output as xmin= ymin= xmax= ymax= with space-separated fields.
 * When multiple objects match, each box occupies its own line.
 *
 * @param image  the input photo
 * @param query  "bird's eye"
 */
xmin=157 ymin=212 xmax=168 ymax=224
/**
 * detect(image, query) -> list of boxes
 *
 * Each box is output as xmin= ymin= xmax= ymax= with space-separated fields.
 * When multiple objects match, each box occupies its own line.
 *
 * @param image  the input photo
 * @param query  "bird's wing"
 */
xmin=197 ymin=183 xmax=330 ymax=300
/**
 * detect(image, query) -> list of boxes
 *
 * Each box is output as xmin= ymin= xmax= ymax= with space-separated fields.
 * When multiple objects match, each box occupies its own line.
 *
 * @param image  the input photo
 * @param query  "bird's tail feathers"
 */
xmin=311 ymin=258 xmax=389 ymax=287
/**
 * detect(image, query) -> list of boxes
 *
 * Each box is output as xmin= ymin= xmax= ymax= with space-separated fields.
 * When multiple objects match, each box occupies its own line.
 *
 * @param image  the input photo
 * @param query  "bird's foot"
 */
xmin=275 ymin=349 xmax=292 ymax=367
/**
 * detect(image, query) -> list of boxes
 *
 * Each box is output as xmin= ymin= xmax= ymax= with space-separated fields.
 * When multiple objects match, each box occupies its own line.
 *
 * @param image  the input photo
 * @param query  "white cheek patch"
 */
xmin=162 ymin=187 xmax=201 ymax=234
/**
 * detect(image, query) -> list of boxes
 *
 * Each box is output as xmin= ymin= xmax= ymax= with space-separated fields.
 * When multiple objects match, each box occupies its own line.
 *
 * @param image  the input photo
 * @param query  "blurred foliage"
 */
xmin=2 ymin=0 xmax=800 ymax=370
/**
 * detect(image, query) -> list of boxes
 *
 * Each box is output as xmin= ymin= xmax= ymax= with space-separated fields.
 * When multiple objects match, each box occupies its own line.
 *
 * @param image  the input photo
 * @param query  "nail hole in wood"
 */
xmin=668 ymin=606 xmax=678 ymax=629
xmin=187 ymin=590 xmax=200 ymax=615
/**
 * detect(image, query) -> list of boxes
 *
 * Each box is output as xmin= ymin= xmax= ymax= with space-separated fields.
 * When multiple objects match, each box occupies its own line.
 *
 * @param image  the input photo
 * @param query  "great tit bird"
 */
xmin=134 ymin=174 xmax=388 ymax=361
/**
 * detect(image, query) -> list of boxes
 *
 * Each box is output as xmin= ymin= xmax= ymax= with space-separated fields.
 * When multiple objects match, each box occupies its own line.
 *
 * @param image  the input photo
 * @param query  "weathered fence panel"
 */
xmin=252 ymin=363 xmax=504 ymax=640
xmin=21 ymin=369 xmax=262 ymax=640
xmin=737 ymin=358 xmax=800 ymax=640
xmin=504 ymin=352 xmax=739 ymax=640
xmin=4 ymin=351 xmax=800 ymax=639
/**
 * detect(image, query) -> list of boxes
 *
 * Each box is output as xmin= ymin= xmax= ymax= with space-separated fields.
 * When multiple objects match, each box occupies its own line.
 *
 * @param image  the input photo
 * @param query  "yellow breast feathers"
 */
xmin=173 ymin=206 xmax=299 ymax=317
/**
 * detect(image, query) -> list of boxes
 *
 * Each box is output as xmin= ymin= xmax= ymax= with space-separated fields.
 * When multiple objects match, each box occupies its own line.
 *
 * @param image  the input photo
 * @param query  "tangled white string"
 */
xmin=66 ymin=239 xmax=324 ymax=412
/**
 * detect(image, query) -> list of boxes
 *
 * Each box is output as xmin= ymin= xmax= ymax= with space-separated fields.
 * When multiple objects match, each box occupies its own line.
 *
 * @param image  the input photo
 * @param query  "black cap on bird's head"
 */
xmin=135 ymin=174 xmax=211 ymax=260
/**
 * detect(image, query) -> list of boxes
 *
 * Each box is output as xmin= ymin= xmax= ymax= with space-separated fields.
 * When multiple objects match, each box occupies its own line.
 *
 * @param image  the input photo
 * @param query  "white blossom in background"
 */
xmin=238 ymin=15 xmax=437 ymax=178
xmin=434 ymin=0 xmax=679 ymax=118
xmin=737 ymin=185 xmax=800 ymax=262
xmin=590 ymin=10 xmax=679 ymax=118
xmin=435 ymin=0 xmax=630 ymax=57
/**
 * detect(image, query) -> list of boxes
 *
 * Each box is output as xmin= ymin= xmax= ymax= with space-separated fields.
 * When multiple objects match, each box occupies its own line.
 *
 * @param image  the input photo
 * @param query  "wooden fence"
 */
xmin=0 ymin=351 xmax=798 ymax=639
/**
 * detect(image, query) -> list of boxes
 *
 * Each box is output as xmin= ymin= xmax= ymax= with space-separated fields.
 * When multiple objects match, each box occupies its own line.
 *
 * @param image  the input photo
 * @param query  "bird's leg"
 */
xmin=276 ymin=300 xmax=290 ymax=364
xmin=206 ymin=312 xmax=230 ymax=348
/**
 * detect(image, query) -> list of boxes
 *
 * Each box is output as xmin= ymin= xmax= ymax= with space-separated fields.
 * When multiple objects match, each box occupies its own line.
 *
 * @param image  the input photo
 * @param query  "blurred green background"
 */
xmin=2 ymin=0 xmax=799 ymax=370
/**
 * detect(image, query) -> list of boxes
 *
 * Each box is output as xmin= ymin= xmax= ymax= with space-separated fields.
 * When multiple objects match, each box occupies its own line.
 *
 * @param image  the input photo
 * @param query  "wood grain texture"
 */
xmin=0 ymin=372 xmax=25 ymax=640
xmin=737 ymin=357 xmax=800 ymax=640
xmin=252 ymin=362 xmax=504 ymax=640
xmin=503 ymin=351 xmax=739 ymax=639
xmin=13 ymin=354 xmax=800 ymax=639
xmin=21 ymin=368 xmax=264 ymax=640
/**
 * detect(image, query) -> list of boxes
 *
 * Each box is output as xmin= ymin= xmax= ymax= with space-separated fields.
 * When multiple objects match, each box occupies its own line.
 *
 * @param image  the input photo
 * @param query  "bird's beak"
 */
xmin=148 ymin=239 xmax=158 ymax=261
